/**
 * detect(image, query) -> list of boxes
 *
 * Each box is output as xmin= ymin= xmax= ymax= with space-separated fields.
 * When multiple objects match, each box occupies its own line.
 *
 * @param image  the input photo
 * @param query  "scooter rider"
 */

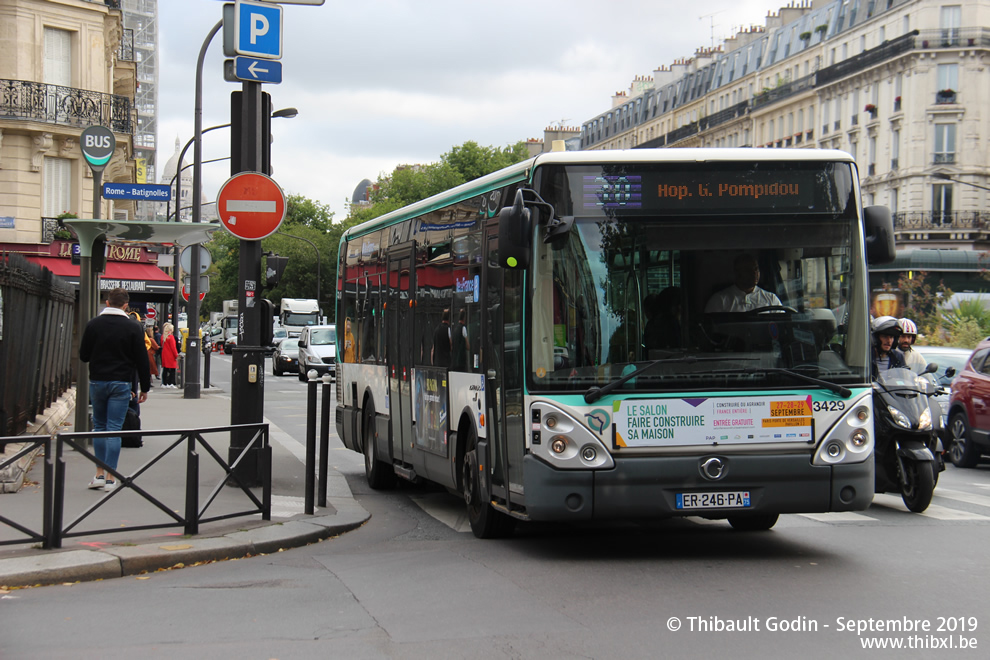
xmin=897 ymin=318 xmax=927 ymax=374
xmin=872 ymin=316 xmax=907 ymax=379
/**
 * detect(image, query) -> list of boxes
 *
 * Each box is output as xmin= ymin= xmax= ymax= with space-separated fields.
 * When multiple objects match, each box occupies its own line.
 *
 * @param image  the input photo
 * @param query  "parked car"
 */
xmin=915 ymin=345 xmax=970 ymax=452
xmin=297 ymin=324 xmax=336 ymax=382
xmin=272 ymin=338 xmax=299 ymax=376
xmin=264 ymin=327 xmax=289 ymax=357
xmin=946 ymin=339 xmax=990 ymax=467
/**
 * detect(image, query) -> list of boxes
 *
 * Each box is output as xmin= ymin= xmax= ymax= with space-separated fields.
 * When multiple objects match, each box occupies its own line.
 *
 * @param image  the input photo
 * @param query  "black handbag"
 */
xmin=122 ymin=407 xmax=143 ymax=448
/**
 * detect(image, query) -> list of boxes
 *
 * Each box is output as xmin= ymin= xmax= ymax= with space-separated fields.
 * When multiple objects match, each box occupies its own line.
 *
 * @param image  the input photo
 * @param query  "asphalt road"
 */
xmin=3 ymin=353 xmax=989 ymax=659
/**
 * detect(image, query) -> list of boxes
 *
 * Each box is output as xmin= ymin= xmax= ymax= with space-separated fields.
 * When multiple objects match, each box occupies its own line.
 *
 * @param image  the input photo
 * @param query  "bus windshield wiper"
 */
xmin=714 ymin=367 xmax=852 ymax=398
xmin=584 ymin=356 xmax=727 ymax=404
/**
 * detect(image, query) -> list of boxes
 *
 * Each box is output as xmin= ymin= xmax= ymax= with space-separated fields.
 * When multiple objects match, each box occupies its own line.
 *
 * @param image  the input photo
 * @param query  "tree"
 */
xmin=897 ymin=271 xmax=952 ymax=336
xmin=349 ymin=139 xmax=530 ymax=223
xmin=201 ymin=193 xmax=338 ymax=317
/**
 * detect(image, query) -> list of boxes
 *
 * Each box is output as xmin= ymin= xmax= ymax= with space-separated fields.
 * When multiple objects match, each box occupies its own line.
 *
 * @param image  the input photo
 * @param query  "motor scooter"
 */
xmin=872 ymin=365 xmax=944 ymax=512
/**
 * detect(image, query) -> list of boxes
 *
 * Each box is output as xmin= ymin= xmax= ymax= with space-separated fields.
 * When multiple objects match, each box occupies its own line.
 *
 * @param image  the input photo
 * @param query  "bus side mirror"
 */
xmin=864 ymin=205 xmax=895 ymax=265
xmin=498 ymin=189 xmax=532 ymax=270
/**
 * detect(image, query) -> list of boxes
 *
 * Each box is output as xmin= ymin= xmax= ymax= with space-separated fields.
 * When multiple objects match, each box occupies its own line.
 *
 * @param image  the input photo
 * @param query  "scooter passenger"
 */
xmin=871 ymin=316 xmax=907 ymax=379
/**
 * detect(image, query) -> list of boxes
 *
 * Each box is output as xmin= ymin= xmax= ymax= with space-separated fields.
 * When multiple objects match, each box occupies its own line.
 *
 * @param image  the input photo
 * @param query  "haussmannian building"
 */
xmin=0 ymin=0 xmax=137 ymax=242
xmin=581 ymin=0 xmax=990 ymax=252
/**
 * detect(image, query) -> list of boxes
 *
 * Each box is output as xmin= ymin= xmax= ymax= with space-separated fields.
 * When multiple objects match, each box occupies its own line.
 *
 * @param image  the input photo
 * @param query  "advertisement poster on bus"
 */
xmin=613 ymin=396 xmax=814 ymax=448
xmin=414 ymin=368 xmax=448 ymax=453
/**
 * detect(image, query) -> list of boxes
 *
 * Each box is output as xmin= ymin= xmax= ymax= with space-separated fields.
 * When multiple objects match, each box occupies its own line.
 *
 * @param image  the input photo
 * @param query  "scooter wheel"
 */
xmin=901 ymin=461 xmax=935 ymax=513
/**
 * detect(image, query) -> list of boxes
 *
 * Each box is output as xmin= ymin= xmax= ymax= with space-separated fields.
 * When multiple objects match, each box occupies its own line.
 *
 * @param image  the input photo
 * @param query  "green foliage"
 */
xmin=350 ymin=139 xmax=530 ymax=223
xmin=201 ymin=192 xmax=340 ymax=318
xmin=896 ymin=271 xmax=952 ymax=336
xmin=944 ymin=298 xmax=990 ymax=337
xmin=943 ymin=317 xmax=985 ymax=348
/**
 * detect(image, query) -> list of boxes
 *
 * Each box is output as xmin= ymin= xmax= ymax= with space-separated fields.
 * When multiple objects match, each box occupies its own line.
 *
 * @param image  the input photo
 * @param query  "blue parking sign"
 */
xmin=235 ymin=0 xmax=282 ymax=59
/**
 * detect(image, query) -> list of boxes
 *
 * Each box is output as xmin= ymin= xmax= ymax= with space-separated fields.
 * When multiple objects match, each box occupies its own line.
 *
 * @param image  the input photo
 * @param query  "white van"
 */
xmin=296 ymin=324 xmax=336 ymax=381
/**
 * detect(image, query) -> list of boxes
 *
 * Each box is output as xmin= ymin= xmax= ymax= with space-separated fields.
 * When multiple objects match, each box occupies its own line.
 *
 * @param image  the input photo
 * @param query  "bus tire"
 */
xmin=462 ymin=428 xmax=514 ymax=539
xmin=727 ymin=513 xmax=779 ymax=531
xmin=364 ymin=407 xmax=395 ymax=490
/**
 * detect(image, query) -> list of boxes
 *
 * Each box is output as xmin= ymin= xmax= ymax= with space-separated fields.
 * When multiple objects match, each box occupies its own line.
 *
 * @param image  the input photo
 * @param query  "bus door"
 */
xmin=482 ymin=225 xmax=527 ymax=507
xmin=386 ymin=245 xmax=415 ymax=465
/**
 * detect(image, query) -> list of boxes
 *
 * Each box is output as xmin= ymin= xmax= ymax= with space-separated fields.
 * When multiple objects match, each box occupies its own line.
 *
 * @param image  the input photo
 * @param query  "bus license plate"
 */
xmin=676 ymin=491 xmax=751 ymax=509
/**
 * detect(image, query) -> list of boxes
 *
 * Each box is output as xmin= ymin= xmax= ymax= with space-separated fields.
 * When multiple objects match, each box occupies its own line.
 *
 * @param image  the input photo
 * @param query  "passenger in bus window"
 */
xmin=343 ymin=317 xmax=356 ymax=363
xmin=431 ymin=308 xmax=451 ymax=367
xmin=645 ymin=286 xmax=682 ymax=351
xmin=704 ymin=253 xmax=782 ymax=313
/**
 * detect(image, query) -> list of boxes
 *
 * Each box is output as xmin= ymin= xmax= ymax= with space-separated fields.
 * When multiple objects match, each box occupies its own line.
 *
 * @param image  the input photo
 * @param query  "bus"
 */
xmin=335 ymin=148 xmax=895 ymax=538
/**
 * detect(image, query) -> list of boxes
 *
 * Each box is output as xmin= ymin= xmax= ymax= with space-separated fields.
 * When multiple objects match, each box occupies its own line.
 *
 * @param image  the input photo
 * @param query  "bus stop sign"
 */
xmin=216 ymin=171 xmax=286 ymax=240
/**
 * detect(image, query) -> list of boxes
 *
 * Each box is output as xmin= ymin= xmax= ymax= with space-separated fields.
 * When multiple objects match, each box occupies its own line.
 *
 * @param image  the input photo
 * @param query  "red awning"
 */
xmin=23 ymin=257 xmax=173 ymax=282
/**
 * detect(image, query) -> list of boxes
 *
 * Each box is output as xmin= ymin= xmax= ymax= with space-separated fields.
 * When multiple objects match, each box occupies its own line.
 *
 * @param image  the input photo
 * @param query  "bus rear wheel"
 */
xmin=462 ymin=428 xmax=514 ymax=539
xmin=727 ymin=514 xmax=779 ymax=531
xmin=363 ymin=407 xmax=395 ymax=490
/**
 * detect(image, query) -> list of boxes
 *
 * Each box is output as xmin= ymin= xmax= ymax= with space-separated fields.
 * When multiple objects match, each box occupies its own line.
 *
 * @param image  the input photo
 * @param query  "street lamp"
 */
xmin=933 ymin=172 xmax=990 ymax=192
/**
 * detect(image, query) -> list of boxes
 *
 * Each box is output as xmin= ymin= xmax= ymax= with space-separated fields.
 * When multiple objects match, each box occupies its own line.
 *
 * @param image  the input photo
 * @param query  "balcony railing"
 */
xmin=893 ymin=211 xmax=990 ymax=231
xmin=933 ymin=153 xmax=956 ymax=164
xmin=816 ymin=31 xmax=919 ymax=86
xmin=917 ymin=27 xmax=990 ymax=49
xmin=0 ymin=79 xmax=132 ymax=134
xmin=750 ymin=72 xmax=816 ymax=111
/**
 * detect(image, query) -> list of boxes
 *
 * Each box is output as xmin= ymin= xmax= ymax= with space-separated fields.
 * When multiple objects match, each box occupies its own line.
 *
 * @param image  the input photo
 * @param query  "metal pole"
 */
xmin=184 ymin=19 xmax=221 ymax=400
xmin=229 ymin=79 xmax=265 ymax=486
xmin=305 ymin=378 xmax=317 ymax=514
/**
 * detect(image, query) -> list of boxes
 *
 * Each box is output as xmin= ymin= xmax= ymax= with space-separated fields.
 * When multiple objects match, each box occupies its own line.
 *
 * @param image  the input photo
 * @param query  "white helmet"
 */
xmin=898 ymin=318 xmax=918 ymax=336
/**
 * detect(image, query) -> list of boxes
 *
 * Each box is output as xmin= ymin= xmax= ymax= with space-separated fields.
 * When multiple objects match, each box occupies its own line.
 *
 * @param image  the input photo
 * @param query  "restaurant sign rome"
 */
xmin=58 ymin=241 xmax=146 ymax=262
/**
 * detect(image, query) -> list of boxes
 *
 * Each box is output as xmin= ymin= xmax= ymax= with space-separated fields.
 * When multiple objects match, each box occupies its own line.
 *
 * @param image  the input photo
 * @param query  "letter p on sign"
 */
xmin=250 ymin=14 xmax=269 ymax=44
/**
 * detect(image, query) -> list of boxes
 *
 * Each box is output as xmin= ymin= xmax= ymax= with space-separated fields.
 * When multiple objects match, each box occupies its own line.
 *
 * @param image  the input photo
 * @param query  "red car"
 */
xmin=947 ymin=338 xmax=990 ymax=467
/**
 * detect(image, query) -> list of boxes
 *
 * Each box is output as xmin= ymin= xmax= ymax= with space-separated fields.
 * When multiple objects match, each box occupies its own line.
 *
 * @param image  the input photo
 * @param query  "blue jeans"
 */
xmin=90 ymin=380 xmax=131 ymax=473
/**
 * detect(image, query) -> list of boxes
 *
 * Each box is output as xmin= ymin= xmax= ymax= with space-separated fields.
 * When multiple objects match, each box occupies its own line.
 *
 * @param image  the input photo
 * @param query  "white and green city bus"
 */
xmin=335 ymin=148 xmax=895 ymax=538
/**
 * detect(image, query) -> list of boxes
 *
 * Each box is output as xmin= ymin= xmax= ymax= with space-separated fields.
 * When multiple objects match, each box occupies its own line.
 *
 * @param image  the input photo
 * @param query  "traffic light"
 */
xmin=230 ymin=90 xmax=272 ymax=176
xmin=264 ymin=253 xmax=289 ymax=289
xmin=258 ymin=298 xmax=275 ymax=346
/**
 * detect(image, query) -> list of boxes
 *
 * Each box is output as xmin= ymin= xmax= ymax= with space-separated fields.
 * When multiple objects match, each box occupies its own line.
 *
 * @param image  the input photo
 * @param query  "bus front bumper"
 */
xmin=520 ymin=453 xmax=873 ymax=521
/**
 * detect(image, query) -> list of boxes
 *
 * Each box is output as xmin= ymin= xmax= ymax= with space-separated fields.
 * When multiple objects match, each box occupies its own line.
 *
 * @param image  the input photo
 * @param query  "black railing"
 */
xmin=750 ymin=73 xmax=816 ymax=110
xmin=0 ymin=79 xmax=132 ymax=134
xmin=0 ymin=253 xmax=75 ymax=436
xmin=816 ymin=31 xmax=919 ymax=86
xmin=893 ymin=211 xmax=990 ymax=231
xmin=933 ymin=153 xmax=956 ymax=164
xmin=0 ymin=436 xmax=53 ymax=547
xmin=917 ymin=27 xmax=990 ymax=49
xmin=49 ymin=424 xmax=271 ymax=548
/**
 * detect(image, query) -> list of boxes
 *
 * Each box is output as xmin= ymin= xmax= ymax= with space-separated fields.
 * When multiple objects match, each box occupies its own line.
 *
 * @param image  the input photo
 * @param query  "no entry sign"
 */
xmin=216 ymin=172 xmax=286 ymax=240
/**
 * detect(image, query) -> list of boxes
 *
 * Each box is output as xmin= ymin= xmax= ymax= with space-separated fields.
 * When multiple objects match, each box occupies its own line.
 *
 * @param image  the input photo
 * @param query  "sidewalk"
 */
xmin=0 ymin=383 xmax=368 ymax=588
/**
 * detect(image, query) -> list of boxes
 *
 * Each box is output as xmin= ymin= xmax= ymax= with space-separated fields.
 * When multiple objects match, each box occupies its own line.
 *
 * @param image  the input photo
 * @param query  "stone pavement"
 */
xmin=0 ymin=383 xmax=368 ymax=588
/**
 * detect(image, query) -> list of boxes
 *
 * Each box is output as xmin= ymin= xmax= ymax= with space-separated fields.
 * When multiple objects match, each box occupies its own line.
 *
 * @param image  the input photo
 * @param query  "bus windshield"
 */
xmin=528 ymin=161 xmax=870 ymax=393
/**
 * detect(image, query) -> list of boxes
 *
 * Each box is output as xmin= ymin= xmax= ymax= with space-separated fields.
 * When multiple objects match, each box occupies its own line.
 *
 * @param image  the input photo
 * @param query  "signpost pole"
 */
xmin=74 ymin=125 xmax=116 ymax=435
xmin=229 ymin=80 xmax=266 ymax=486
xmin=184 ymin=19 xmax=222 ymax=400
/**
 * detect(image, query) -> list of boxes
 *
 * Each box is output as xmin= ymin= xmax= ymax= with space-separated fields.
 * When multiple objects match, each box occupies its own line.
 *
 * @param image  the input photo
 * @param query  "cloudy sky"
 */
xmin=157 ymin=0 xmax=782 ymax=220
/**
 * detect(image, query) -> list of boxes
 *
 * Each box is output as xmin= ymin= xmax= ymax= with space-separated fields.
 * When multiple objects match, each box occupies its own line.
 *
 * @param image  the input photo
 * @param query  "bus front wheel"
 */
xmin=462 ymin=429 xmax=514 ymax=539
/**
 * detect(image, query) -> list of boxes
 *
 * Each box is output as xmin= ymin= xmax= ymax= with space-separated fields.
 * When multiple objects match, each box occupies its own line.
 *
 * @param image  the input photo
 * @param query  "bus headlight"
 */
xmin=813 ymin=392 xmax=873 ymax=466
xmin=529 ymin=402 xmax=614 ymax=470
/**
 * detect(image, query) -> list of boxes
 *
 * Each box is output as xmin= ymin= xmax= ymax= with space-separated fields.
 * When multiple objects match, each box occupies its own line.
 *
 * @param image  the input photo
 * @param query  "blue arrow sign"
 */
xmin=235 ymin=0 xmax=282 ymax=59
xmin=234 ymin=56 xmax=282 ymax=84
xmin=102 ymin=182 xmax=172 ymax=201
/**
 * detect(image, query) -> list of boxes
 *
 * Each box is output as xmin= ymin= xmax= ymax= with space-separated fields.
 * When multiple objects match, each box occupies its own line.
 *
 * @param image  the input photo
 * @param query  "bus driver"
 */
xmin=704 ymin=253 xmax=782 ymax=313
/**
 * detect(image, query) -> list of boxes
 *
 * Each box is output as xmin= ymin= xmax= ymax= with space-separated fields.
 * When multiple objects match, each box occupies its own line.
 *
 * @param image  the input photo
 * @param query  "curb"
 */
xmin=0 ymin=497 xmax=369 ymax=588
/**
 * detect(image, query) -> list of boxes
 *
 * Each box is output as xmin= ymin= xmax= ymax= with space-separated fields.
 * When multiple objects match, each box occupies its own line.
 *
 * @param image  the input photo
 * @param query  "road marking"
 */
xmin=934 ymin=487 xmax=990 ymax=509
xmin=410 ymin=494 xmax=472 ymax=533
xmin=798 ymin=511 xmax=878 ymax=523
xmin=871 ymin=493 xmax=990 ymax=520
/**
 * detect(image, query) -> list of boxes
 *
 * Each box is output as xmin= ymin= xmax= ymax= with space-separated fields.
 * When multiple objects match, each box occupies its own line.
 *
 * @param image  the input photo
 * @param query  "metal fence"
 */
xmin=0 ymin=78 xmax=133 ymax=134
xmin=0 ymin=423 xmax=270 ymax=549
xmin=0 ymin=252 xmax=75 ymax=437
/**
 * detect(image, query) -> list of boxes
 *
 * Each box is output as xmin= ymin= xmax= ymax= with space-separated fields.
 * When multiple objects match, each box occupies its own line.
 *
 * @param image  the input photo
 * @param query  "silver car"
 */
xmin=297 ymin=324 xmax=336 ymax=381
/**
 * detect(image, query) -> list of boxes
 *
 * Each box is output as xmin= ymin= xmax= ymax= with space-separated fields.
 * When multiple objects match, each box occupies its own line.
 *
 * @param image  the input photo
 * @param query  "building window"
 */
xmin=934 ymin=124 xmax=956 ymax=163
xmin=44 ymin=27 xmax=72 ymax=87
xmin=890 ymin=188 xmax=898 ymax=216
xmin=932 ymin=184 xmax=953 ymax=225
xmin=891 ymin=129 xmax=900 ymax=169
xmin=940 ymin=6 xmax=962 ymax=46
xmin=43 ymin=157 xmax=72 ymax=217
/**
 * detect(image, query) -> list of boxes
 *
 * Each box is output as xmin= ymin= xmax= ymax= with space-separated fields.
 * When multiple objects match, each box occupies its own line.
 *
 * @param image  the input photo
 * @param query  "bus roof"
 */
xmin=342 ymin=148 xmax=857 ymax=240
